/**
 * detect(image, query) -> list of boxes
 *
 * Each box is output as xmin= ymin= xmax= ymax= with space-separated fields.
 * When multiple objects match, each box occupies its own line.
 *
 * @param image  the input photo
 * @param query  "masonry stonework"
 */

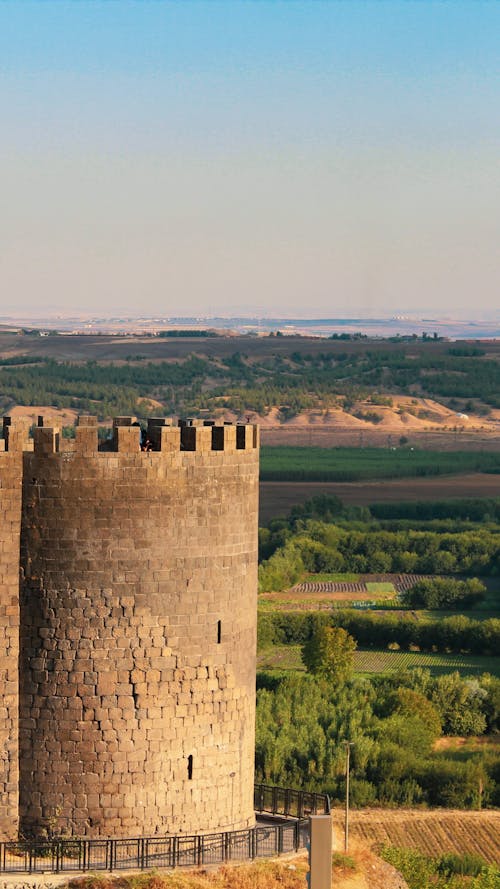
xmin=1 ymin=415 xmax=259 ymax=840
xmin=0 ymin=419 xmax=30 ymax=839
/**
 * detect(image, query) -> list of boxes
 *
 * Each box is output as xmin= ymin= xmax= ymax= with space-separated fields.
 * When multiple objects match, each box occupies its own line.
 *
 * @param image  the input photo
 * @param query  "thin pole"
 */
xmin=344 ymin=742 xmax=351 ymax=853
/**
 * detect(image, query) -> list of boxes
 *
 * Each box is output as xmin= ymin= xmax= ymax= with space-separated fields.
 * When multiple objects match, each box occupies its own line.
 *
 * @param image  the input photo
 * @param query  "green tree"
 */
xmin=302 ymin=625 xmax=356 ymax=683
xmin=432 ymin=673 xmax=487 ymax=736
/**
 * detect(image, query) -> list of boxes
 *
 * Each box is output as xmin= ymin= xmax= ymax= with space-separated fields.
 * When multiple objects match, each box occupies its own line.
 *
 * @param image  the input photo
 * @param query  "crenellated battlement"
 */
xmin=0 ymin=417 xmax=32 ymax=454
xmin=21 ymin=414 xmax=259 ymax=456
xmin=2 ymin=410 xmax=259 ymax=841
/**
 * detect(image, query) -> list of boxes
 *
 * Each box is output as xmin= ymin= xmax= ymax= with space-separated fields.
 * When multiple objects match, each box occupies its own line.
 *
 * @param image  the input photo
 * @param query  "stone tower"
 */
xmin=0 ymin=418 xmax=30 ymax=839
xmin=8 ymin=415 xmax=259 ymax=839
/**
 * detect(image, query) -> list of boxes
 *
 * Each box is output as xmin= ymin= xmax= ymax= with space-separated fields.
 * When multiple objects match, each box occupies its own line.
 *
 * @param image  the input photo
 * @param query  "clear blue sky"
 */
xmin=1 ymin=1 xmax=498 ymax=318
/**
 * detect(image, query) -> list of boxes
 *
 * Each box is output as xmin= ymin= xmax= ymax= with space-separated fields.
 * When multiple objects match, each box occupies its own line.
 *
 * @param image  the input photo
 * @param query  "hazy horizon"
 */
xmin=1 ymin=1 xmax=499 ymax=318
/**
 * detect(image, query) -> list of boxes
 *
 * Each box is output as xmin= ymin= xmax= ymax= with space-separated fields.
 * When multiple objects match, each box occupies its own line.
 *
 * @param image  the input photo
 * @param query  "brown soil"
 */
xmin=259 ymin=473 xmax=500 ymax=523
xmin=342 ymin=807 xmax=500 ymax=865
xmin=433 ymin=735 xmax=500 ymax=752
xmin=7 ymin=405 xmax=79 ymax=426
xmin=261 ymin=425 xmax=500 ymax=450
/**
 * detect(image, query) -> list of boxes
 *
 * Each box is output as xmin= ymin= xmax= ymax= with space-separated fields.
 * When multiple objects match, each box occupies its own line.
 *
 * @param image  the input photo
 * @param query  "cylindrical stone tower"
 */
xmin=0 ymin=418 xmax=30 ymax=839
xmin=19 ymin=416 xmax=259 ymax=838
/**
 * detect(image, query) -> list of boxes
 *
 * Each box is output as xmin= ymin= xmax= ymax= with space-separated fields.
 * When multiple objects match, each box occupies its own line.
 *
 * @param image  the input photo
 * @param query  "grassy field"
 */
xmin=260 ymin=446 xmax=500 ymax=482
xmin=257 ymin=645 xmax=500 ymax=677
xmin=365 ymin=582 xmax=395 ymax=594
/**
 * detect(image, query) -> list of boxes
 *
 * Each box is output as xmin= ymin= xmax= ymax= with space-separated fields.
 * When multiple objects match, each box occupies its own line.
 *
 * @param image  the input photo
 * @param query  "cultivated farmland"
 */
xmin=256 ymin=645 xmax=500 ymax=678
xmin=259 ymin=475 xmax=500 ymax=524
xmin=260 ymin=446 xmax=500 ymax=482
xmin=341 ymin=808 xmax=500 ymax=865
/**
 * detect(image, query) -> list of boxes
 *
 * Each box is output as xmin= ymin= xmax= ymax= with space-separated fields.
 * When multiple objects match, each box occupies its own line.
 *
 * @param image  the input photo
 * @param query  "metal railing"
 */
xmin=254 ymin=784 xmax=330 ymax=819
xmin=0 ymin=784 xmax=330 ymax=874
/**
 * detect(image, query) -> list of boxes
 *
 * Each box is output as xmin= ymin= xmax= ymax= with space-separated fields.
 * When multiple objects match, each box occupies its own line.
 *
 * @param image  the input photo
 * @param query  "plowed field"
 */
xmin=259 ymin=474 xmax=500 ymax=524
xmin=336 ymin=808 xmax=500 ymax=865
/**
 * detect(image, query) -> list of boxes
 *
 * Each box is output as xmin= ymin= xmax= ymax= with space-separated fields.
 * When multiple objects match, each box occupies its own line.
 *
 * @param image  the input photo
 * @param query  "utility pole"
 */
xmin=344 ymin=741 xmax=354 ymax=852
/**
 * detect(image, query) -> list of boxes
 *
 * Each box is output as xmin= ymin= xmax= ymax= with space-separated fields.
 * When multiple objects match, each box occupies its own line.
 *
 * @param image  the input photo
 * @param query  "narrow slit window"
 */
xmin=187 ymin=755 xmax=193 ymax=780
xmin=217 ymin=620 xmax=222 ymax=644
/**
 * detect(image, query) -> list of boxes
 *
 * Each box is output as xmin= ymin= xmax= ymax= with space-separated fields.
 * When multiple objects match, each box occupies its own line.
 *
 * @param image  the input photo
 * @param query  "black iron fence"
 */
xmin=0 ymin=784 xmax=330 ymax=875
xmin=254 ymin=784 xmax=330 ymax=819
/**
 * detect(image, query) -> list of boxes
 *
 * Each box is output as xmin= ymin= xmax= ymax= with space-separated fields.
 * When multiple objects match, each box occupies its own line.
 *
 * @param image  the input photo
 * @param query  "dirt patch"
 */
xmin=7 ymin=405 xmax=79 ymax=426
xmin=261 ymin=425 xmax=500 ymax=450
xmin=333 ymin=839 xmax=409 ymax=889
xmin=434 ymin=735 xmax=500 ymax=752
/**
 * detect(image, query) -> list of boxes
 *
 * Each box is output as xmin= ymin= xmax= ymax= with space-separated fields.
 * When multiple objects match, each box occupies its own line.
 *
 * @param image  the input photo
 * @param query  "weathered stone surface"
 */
xmin=0 ymin=419 xmax=30 ymax=838
xmin=0 ymin=416 xmax=259 ymax=840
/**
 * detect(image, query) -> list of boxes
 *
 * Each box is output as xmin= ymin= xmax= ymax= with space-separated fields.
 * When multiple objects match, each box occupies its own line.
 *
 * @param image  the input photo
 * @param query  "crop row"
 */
xmin=354 ymin=649 xmax=500 ymax=676
xmin=342 ymin=809 xmax=500 ymax=865
xmin=257 ymin=645 xmax=500 ymax=678
xmin=260 ymin=446 xmax=500 ymax=482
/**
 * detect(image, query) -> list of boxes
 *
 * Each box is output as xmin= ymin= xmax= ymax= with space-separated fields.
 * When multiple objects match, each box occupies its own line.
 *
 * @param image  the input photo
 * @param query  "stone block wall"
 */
xmin=0 ymin=419 xmax=30 ymax=838
xmin=19 ymin=416 xmax=259 ymax=838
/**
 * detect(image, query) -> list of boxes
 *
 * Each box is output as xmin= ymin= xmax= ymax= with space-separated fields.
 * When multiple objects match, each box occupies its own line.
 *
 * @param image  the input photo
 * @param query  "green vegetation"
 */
xmin=365 ymin=581 xmax=395 ymax=593
xmin=258 ymin=645 xmax=500 ymax=678
xmin=260 ymin=446 xmax=500 ymax=482
xmin=401 ymin=578 xmax=487 ymax=610
xmin=255 ymin=669 xmax=500 ymax=807
xmin=259 ymin=524 xmax=500 ymax=590
xmin=355 ymin=650 xmax=500 ymax=678
xmin=257 ymin=492 xmax=500 ymax=809
xmin=258 ymin=609 xmax=500 ymax=656
xmin=302 ymin=626 xmax=356 ymax=682
xmin=379 ymin=847 xmax=499 ymax=889
xmin=1 ymin=339 xmax=500 ymax=419
xmin=370 ymin=497 xmax=500 ymax=523
xmin=258 ymin=492 xmax=500 ymax=593
xmin=0 ymin=356 xmax=215 ymax=418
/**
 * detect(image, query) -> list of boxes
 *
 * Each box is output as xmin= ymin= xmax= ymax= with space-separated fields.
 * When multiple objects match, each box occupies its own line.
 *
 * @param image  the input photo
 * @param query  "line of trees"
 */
xmin=258 ymin=524 xmax=500 ymax=591
xmin=2 ymin=342 xmax=500 ymax=419
xmin=401 ymin=578 xmax=487 ymax=609
xmin=258 ymin=610 xmax=500 ymax=656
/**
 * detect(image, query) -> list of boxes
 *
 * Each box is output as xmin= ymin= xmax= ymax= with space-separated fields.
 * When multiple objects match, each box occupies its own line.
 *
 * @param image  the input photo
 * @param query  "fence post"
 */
xmin=284 ymin=788 xmax=290 ymax=817
xmin=278 ymin=827 xmax=284 ymax=855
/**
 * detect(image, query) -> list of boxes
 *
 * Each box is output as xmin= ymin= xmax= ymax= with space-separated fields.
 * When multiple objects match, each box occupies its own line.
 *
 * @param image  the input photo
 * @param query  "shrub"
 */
xmin=437 ymin=852 xmax=487 ymax=877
